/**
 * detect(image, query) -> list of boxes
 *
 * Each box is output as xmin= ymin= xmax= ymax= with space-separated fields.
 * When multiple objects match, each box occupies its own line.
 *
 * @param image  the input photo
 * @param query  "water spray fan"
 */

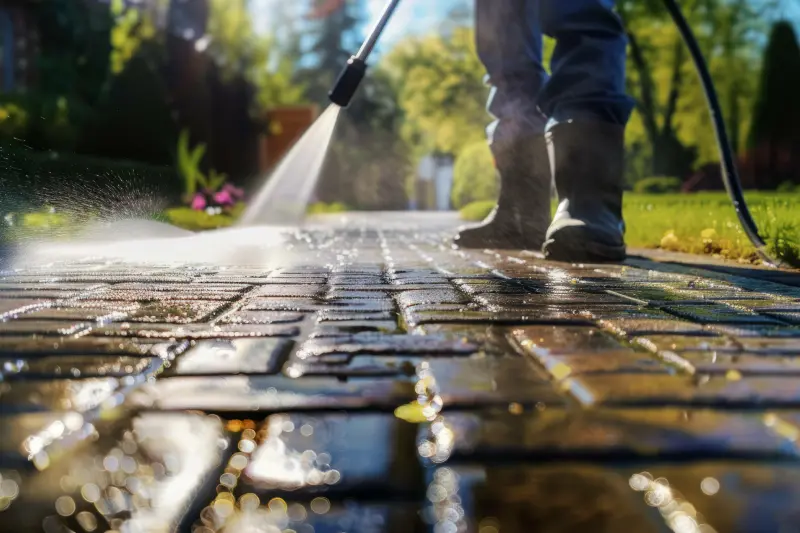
xmin=330 ymin=0 xmax=798 ymax=268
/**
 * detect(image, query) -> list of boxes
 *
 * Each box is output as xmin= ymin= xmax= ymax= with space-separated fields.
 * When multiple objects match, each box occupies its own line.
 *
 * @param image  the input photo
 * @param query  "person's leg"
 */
xmin=538 ymin=0 xmax=634 ymax=262
xmin=477 ymin=0 xmax=548 ymax=143
xmin=455 ymin=0 xmax=552 ymax=250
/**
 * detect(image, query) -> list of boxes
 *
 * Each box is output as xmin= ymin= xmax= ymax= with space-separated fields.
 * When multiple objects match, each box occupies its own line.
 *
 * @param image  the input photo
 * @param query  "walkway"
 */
xmin=1 ymin=213 xmax=800 ymax=532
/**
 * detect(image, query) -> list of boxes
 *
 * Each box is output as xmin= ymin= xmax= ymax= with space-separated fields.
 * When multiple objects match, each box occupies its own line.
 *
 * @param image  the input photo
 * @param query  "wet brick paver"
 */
xmin=1 ymin=213 xmax=800 ymax=532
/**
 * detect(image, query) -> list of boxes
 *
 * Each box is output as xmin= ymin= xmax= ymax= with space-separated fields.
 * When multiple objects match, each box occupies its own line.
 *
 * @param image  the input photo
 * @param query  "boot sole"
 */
xmin=455 ymin=229 xmax=545 ymax=251
xmin=543 ymin=227 xmax=626 ymax=263
xmin=456 ymin=236 xmax=545 ymax=251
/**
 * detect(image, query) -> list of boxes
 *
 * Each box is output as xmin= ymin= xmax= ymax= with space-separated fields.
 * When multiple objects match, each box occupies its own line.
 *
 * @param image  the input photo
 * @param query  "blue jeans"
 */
xmin=476 ymin=0 xmax=634 ymax=144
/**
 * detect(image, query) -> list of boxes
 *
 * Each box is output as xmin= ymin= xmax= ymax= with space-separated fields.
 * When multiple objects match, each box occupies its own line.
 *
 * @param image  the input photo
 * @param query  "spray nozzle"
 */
xmin=329 ymin=56 xmax=368 ymax=108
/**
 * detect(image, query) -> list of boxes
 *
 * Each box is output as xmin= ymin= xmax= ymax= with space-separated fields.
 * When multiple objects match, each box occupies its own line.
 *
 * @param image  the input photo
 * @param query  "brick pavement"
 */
xmin=1 ymin=213 xmax=800 ymax=532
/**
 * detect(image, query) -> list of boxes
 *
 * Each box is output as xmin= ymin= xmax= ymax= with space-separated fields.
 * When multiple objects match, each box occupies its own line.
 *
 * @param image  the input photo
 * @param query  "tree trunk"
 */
xmin=625 ymin=28 xmax=659 ymax=151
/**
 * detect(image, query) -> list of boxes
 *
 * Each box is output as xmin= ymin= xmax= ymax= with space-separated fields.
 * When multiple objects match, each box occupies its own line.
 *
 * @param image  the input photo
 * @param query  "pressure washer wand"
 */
xmin=329 ymin=0 xmax=402 ymax=108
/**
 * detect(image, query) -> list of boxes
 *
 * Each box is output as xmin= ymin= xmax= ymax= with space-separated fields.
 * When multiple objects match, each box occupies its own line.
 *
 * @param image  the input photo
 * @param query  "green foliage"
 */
xmin=307 ymin=202 xmax=349 ymax=215
xmin=459 ymin=200 xmax=496 ymax=222
xmin=382 ymin=28 xmax=488 ymax=158
xmin=451 ymin=141 xmax=497 ymax=209
xmin=2 ymin=206 xmax=79 ymax=243
xmin=162 ymin=206 xmax=238 ymax=231
xmin=748 ymin=21 xmax=800 ymax=149
xmin=201 ymin=170 xmax=229 ymax=194
xmin=619 ymin=0 xmax=771 ymax=181
xmin=777 ymin=181 xmax=800 ymax=193
xmin=175 ymin=130 xmax=232 ymax=196
xmin=20 ymin=209 xmax=69 ymax=229
xmin=0 ymin=103 xmax=29 ymax=138
xmin=177 ymin=130 xmax=208 ymax=196
xmin=109 ymin=0 xmax=158 ymax=74
xmin=208 ymin=0 xmax=306 ymax=113
xmin=20 ymin=1 xmax=173 ymax=159
xmin=458 ymin=191 xmax=800 ymax=264
xmin=632 ymin=176 xmax=683 ymax=194
xmin=625 ymin=192 xmax=800 ymax=263
xmin=0 ymin=92 xmax=89 ymax=152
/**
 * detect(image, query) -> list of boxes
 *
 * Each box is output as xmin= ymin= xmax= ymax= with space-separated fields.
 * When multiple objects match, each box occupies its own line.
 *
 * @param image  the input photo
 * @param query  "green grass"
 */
xmin=2 ymin=203 xmax=247 ymax=241
xmin=162 ymin=203 xmax=246 ymax=231
xmin=459 ymin=200 xmax=496 ymax=223
xmin=2 ymin=208 xmax=82 ymax=242
xmin=460 ymin=192 xmax=800 ymax=264
xmin=307 ymin=202 xmax=349 ymax=215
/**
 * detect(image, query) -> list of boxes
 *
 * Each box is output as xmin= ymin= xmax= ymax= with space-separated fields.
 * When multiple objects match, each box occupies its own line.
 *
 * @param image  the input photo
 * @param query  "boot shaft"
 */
xmin=546 ymin=121 xmax=625 ymax=216
xmin=491 ymin=134 xmax=552 ymax=212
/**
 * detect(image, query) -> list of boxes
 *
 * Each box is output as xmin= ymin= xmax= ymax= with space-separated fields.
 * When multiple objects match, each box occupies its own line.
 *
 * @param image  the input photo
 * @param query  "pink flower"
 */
xmin=222 ymin=183 xmax=245 ymax=200
xmin=190 ymin=193 xmax=207 ymax=211
xmin=213 ymin=189 xmax=234 ymax=206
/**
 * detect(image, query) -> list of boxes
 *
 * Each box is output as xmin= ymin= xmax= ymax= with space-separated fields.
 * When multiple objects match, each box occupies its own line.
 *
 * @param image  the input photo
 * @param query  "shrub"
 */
xmin=459 ymin=200 xmax=496 ymax=222
xmin=633 ymin=176 xmax=683 ymax=194
xmin=307 ymin=202 xmax=349 ymax=215
xmin=2 ymin=207 xmax=78 ymax=243
xmin=776 ymin=181 xmax=800 ymax=193
xmin=162 ymin=207 xmax=236 ymax=231
xmin=451 ymin=142 xmax=497 ymax=209
xmin=0 ymin=103 xmax=29 ymax=139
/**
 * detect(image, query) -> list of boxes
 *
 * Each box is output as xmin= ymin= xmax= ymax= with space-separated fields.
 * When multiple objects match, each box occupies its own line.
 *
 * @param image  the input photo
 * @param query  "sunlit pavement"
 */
xmin=1 ymin=212 xmax=800 ymax=531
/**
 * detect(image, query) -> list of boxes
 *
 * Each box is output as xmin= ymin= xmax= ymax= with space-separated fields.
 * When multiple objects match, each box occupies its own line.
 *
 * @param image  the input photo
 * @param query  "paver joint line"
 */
xmin=1 ymin=214 xmax=800 ymax=531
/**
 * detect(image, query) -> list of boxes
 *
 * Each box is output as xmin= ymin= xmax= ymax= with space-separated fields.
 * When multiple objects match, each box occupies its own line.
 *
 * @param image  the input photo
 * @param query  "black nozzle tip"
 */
xmin=329 ymin=56 xmax=367 ymax=108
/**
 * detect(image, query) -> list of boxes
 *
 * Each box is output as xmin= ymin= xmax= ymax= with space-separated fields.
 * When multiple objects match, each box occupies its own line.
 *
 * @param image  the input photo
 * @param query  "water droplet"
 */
xmin=229 ymin=453 xmax=248 ymax=471
xmin=323 ymin=469 xmax=341 ymax=485
xmin=288 ymin=502 xmax=307 ymax=522
xmin=0 ymin=479 xmax=19 ymax=499
xmin=219 ymin=473 xmax=237 ymax=488
xmin=268 ymin=497 xmax=288 ymax=514
xmin=238 ymin=439 xmax=256 ymax=453
xmin=81 ymin=483 xmax=101 ymax=503
xmin=700 ymin=477 xmax=720 ymax=496
xmin=239 ymin=493 xmax=260 ymax=511
xmin=629 ymin=473 xmax=651 ymax=491
xmin=55 ymin=495 xmax=76 ymax=516
xmin=212 ymin=498 xmax=234 ymax=518
xmin=76 ymin=510 xmax=98 ymax=531
xmin=427 ymin=483 xmax=448 ymax=503
xmin=310 ymin=497 xmax=330 ymax=515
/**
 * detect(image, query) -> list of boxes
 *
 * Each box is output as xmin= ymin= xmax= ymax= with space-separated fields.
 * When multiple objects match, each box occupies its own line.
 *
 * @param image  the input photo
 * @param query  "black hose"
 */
xmin=662 ymin=0 xmax=797 ymax=268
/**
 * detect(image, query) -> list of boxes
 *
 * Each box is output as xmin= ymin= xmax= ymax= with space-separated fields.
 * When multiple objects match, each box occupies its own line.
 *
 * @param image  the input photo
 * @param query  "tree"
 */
xmin=298 ymin=0 xmax=365 ymax=106
xmin=451 ymin=141 xmax=497 ymax=208
xmin=206 ymin=0 xmax=305 ymax=112
xmin=382 ymin=27 xmax=488 ymax=159
xmin=619 ymin=0 xmax=775 ymax=182
xmin=747 ymin=20 xmax=800 ymax=187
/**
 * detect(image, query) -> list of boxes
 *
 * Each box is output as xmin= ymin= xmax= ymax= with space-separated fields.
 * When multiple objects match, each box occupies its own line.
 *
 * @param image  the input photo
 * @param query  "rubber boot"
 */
xmin=542 ymin=121 xmax=627 ymax=262
xmin=454 ymin=135 xmax=551 ymax=250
